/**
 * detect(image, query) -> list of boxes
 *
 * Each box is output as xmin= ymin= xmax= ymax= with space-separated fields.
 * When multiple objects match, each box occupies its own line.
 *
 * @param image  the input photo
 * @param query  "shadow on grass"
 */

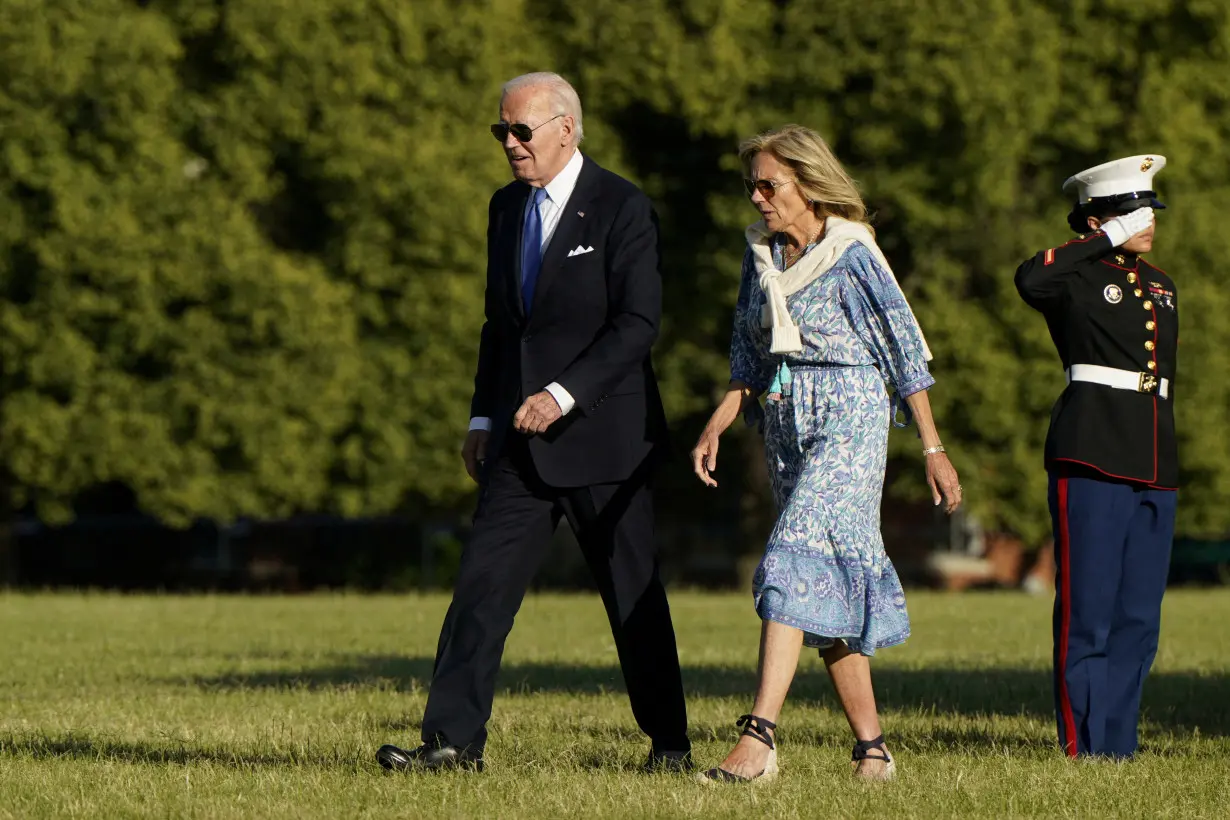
xmin=565 ymin=718 xmax=1059 ymax=755
xmin=0 ymin=734 xmax=352 ymax=769
xmin=180 ymin=656 xmax=1230 ymax=739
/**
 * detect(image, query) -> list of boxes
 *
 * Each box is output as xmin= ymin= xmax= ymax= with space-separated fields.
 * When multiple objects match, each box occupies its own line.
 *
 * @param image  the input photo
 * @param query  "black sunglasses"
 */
xmin=744 ymin=178 xmax=795 ymax=199
xmin=490 ymin=114 xmax=565 ymax=143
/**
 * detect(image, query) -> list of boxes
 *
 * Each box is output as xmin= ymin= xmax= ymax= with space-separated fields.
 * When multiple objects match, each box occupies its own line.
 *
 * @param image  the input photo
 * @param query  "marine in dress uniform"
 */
xmin=1015 ymin=155 xmax=1179 ymax=759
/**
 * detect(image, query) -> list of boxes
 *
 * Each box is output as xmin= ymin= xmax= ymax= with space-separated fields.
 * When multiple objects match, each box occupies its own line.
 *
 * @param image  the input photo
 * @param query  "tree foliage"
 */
xmin=0 ymin=0 xmax=360 ymax=525
xmin=1 ymin=0 xmax=1228 ymax=543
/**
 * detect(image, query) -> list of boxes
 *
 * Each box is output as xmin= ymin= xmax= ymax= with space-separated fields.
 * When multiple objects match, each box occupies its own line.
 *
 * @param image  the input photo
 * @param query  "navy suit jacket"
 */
xmin=470 ymin=155 xmax=668 ymax=487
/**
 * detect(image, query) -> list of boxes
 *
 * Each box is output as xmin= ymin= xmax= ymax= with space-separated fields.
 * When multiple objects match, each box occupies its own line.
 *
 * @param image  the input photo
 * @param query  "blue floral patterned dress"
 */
xmin=730 ymin=234 xmax=934 ymax=656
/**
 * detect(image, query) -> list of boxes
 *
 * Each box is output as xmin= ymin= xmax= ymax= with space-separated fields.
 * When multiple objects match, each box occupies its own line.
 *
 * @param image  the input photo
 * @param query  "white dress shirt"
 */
xmin=470 ymin=150 xmax=584 ymax=433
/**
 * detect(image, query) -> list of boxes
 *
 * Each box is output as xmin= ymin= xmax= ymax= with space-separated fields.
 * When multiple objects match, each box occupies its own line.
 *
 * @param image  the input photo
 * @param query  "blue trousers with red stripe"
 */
xmin=1048 ymin=468 xmax=1176 ymax=759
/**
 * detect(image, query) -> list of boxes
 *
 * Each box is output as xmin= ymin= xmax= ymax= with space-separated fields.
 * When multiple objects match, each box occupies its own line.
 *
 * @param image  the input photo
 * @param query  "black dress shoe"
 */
xmin=377 ymin=743 xmax=485 ymax=772
xmin=644 ymin=748 xmax=694 ymax=773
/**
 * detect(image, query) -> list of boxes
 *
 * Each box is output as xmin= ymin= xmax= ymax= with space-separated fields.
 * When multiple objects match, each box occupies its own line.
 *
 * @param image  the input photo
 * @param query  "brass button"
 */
xmin=1147 ymin=361 xmax=1157 ymax=371
xmin=1127 ymin=273 xmax=1138 ymax=284
xmin=1134 ymin=289 xmax=1143 ymax=298
xmin=1143 ymin=300 xmax=1153 ymax=310
xmin=1145 ymin=341 xmax=1155 ymax=351
xmin=1146 ymin=320 xmax=1156 ymax=331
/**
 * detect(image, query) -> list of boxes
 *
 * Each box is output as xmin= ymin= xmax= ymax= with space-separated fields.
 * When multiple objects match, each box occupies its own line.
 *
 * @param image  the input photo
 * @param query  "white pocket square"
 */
xmin=567 ymin=245 xmax=595 ymax=257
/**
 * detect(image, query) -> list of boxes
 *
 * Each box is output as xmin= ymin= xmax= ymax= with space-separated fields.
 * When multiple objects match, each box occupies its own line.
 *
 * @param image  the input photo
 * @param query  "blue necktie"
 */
xmin=521 ymin=188 xmax=547 ymax=312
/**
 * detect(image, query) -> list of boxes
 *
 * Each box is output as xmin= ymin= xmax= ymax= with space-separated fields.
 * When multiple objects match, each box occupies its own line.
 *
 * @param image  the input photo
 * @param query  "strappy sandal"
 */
xmin=851 ymin=734 xmax=897 ymax=781
xmin=696 ymin=714 xmax=780 ymax=784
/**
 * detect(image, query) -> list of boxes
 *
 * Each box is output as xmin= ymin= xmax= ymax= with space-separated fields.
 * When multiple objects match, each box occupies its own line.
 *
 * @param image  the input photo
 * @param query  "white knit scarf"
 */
xmin=746 ymin=215 xmax=932 ymax=360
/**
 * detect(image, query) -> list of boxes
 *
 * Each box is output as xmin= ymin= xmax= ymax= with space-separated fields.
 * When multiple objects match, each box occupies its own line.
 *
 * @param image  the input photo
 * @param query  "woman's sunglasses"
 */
xmin=490 ymin=114 xmax=564 ymax=143
xmin=744 ymin=178 xmax=795 ymax=200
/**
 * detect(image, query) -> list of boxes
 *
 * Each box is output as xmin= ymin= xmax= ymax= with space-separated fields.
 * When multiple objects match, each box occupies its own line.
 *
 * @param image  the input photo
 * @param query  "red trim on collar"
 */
xmin=1062 ymin=233 xmax=1102 ymax=246
xmin=1099 ymin=259 xmax=1140 ymax=273
xmin=1140 ymin=257 xmax=1172 ymax=278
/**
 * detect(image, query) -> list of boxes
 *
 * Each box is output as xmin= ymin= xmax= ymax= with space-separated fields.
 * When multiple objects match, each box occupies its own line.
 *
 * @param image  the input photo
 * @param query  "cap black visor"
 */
xmin=1086 ymin=190 xmax=1167 ymax=212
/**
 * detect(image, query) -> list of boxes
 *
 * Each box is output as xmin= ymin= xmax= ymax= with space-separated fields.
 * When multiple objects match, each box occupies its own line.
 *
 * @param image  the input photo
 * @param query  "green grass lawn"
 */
xmin=1 ymin=589 xmax=1229 ymax=818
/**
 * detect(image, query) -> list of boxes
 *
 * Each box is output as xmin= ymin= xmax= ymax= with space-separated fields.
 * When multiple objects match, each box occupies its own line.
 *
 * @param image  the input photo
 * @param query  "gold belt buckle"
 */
xmin=1138 ymin=372 xmax=1159 ymax=394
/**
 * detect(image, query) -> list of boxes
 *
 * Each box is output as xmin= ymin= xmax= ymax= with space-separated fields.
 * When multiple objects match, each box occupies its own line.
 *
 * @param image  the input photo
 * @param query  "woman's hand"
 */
xmin=926 ymin=452 xmax=962 ymax=514
xmin=691 ymin=382 xmax=755 ymax=488
xmin=902 ymin=389 xmax=962 ymax=514
xmin=691 ymin=426 xmax=722 ymax=487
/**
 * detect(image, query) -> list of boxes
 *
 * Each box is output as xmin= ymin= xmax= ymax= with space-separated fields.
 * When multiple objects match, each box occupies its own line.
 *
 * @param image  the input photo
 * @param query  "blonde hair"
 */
xmin=738 ymin=125 xmax=870 ymax=229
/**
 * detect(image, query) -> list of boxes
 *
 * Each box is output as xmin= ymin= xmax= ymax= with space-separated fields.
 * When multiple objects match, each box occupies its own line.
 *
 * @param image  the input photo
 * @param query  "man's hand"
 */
xmin=461 ymin=429 xmax=490 ymax=483
xmin=1100 ymin=206 xmax=1153 ymax=247
xmin=513 ymin=391 xmax=563 ymax=435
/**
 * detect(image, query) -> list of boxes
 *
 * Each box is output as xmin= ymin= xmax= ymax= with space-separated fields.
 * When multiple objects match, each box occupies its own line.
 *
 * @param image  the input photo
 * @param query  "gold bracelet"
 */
xmin=922 ymin=445 xmax=946 ymax=456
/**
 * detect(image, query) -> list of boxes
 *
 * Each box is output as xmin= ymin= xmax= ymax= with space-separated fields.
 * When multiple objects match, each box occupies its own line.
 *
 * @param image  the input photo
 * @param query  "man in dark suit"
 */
xmin=377 ymin=72 xmax=691 ymax=773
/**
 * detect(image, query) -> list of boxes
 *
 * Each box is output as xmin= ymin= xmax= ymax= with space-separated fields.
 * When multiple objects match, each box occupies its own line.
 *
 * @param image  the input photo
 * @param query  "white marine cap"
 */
xmin=1062 ymin=154 xmax=1167 ymax=211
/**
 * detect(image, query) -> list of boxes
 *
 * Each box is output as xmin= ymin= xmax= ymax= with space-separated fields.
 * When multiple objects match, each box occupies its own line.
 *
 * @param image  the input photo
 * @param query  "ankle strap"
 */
xmin=852 ymin=734 xmax=889 ymax=762
xmin=736 ymin=714 xmax=777 ymax=750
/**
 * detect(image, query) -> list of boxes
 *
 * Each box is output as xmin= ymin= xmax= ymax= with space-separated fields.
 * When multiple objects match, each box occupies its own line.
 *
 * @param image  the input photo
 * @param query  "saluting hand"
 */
xmin=1101 ymin=207 xmax=1154 ymax=247
xmin=513 ymin=391 xmax=563 ymax=435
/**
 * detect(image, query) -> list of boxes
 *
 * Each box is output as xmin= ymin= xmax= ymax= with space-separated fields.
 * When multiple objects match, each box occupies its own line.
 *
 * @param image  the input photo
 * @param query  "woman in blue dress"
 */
xmin=692 ymin=125 xmax=963 ymax=783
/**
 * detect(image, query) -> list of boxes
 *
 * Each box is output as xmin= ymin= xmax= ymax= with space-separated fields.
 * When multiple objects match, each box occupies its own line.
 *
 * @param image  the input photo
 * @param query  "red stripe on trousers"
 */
xmin=1057 ymin=476 xmax=1078 ymax=757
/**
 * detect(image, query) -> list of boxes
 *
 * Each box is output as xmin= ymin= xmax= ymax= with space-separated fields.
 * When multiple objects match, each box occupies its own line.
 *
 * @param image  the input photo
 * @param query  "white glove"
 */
xmin=1101 ymin=206 xmax=1154 ymax=247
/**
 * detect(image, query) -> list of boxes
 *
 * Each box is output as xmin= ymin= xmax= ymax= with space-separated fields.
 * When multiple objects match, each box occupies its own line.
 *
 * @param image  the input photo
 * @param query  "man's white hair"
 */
xmin=501 ymin=72 xmax=584 ymax=144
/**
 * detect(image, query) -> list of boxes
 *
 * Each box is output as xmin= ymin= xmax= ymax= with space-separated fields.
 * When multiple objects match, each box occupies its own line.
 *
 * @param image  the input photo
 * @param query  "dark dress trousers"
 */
xmin=420 ymin=155 xmax=689 ymax=755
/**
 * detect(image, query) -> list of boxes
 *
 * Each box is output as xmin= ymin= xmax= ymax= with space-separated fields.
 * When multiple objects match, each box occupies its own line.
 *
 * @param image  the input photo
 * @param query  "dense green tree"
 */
xmin=549 ymin=0 xmax=1230 ymax=544
xmin=0 ymin=0 xmax=361 ymax=526
xmin=1 ymin=0 xmax=1228 ymax=573
xmin=156 ymin=0 xmax=548 ymax=514
xmin=773 ymin=0 xmax=1230 ymax=541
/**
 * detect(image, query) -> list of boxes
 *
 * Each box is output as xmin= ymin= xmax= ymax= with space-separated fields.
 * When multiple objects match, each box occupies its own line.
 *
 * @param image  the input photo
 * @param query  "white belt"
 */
xmin=1066 ymin=364 xmax=1169 ymax=399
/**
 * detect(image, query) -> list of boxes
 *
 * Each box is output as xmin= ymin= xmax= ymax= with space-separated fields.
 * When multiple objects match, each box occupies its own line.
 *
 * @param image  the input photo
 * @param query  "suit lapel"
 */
xmin=501 ymin=184 xmax=531 ymax=322
xmin=529 ymin=158 xmax=602 ymax=318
